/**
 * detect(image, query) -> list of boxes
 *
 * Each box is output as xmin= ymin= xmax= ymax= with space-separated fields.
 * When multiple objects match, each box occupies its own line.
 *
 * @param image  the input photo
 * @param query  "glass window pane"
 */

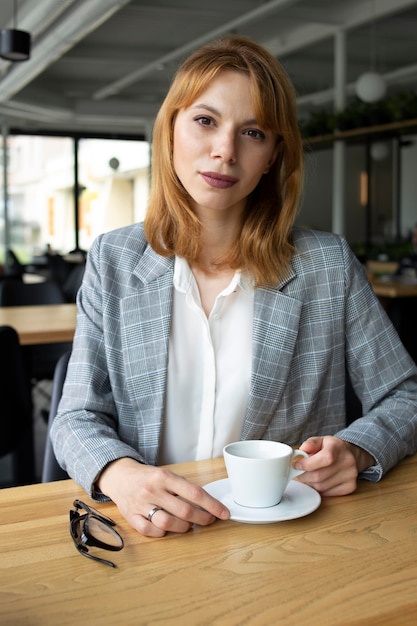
xmin=0 ymin=138 xmax=6 ymax=266
xmin=5 ymin=135 xmax=150 ymax=262
xmin=7 ymin=135 xmax=74 ymax=262
xmin=77 ymin=138 xmax=150 ymax=251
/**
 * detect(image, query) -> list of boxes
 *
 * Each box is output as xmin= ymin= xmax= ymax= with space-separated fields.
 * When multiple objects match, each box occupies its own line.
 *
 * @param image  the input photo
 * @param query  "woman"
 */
xmin=51 ymin=36 xmax=417 ymax=537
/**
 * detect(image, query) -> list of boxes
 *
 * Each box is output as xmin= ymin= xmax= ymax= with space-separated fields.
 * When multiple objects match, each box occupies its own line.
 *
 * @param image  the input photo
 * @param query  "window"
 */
xmin=1 ymin=134 xmax=149 ymax=264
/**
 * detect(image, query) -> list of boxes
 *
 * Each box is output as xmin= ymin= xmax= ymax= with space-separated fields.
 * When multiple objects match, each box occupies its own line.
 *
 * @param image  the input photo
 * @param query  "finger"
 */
xmin=300 ymin=437 xmax=325 ymax=455
xmin=126 ymin=506 xmax=193 ymax=537
xmin=297 ymin=463 xmax=358 ymax=495
xmin=318 ymin=478 xmax=358 ymax=496
xmin=155 ymin=511 xmax=195 ymax=533
xmin=128 ymin=511 xmax=167 ymax=538
xmin=295 ymin=450 xmax=331 ymax=472
xmin=141 ymin=467 xmax=229 ymax=521
xmin=297 ymin=438 xmax=348 ymax=472
xmin=146 ymin=507 xmax=193 ymax=535
xmin=163 ymin=475 xmax=230 ymax=521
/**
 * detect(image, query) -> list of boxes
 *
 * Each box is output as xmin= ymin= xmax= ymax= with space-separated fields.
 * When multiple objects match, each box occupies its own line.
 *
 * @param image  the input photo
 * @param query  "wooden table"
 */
xmin=369 ymin=275 xmax=417 ymax=299
xmin=368 ymin=276 xmax=417 ymax=362
xmin=1 ymin=456 xmax=417 ymax=625
xmin=0 ymin=303 xmax=77 ymax=484
xmin=0 ymin=303 xmax=77 ymax=345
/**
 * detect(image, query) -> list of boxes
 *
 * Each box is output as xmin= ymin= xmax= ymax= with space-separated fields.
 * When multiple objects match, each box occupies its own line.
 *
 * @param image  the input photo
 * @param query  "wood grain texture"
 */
xmin=369 ymin=276 xmax=417 ymax=299
xmin=1 ymin=456 xmax=417 ymax=625
xmin=0 ymin=304 xmax=76 ymax=345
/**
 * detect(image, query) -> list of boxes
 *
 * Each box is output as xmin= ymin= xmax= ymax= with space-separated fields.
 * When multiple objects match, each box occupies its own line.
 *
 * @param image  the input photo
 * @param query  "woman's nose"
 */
xmin=210 ymin=131 xmax=237 ymax=163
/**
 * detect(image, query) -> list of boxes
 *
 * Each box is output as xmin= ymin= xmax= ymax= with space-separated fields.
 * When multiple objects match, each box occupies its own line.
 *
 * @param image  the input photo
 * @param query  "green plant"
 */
xmin=300 ymin=90 xmax=417 ymax=138
xmin=350 ymin=240 xmax=414 ymax=262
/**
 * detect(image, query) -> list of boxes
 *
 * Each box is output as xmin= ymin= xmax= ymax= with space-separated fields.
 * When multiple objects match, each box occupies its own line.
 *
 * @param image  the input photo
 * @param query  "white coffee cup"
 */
xmin=223 ymin=440 xmax=308 ymax=508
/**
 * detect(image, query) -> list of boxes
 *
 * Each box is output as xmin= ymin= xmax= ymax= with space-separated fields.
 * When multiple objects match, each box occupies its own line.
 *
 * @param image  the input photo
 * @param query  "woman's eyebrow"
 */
xmin=190 ymin=103 xmax=259 ymax=126
xmin=190 ymin=103 xmax=220 ymax=115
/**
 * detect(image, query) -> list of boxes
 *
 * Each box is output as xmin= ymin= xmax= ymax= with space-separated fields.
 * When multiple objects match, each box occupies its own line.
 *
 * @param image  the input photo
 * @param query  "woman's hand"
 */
xmin=97 ymin=457 xmax=230 ymax=537
xmin=295 ymin=436 xmax=374 ymax=496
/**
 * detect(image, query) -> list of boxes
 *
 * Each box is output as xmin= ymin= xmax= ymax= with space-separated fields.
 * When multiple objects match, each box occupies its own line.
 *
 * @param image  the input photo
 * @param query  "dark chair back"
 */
xmin=46 ymin=254 xmax=73 ymax=284
xmin=0 ymin=279 xmax=71 ymax=380
xmin=0 ymin=279 xmax=65 ymax=306
xmin=0 ymin=326 xmax=35 ymax=485
xmin=62 ymin=263 xmax=85 ymax=303
xmin=4 ymin=248 xmax=25 ymax=279
xmin=345 ymin=366 xmax=363 ymax=425
xmin=41 ymin=351 xmax=71 ymax=482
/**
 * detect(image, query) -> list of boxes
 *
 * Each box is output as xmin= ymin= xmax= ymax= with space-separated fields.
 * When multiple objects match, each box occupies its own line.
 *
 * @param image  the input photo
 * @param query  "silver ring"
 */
xmin=147 ymin=506 xmax=163 ymax=523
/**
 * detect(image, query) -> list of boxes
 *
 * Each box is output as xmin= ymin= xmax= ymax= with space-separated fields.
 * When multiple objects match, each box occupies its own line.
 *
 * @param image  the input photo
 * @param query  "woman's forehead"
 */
xmin=182 ymin=69 xmax=259 ymax=109
xmin=180 ymin=69 xmax=274 ymax=129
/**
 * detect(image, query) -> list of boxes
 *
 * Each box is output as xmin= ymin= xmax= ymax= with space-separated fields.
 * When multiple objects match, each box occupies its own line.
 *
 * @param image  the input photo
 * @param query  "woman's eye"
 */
xmin=244 ymin=129 xmax=266 ymax=140
xmin=195 ymin=116 xmax=213 ymax=127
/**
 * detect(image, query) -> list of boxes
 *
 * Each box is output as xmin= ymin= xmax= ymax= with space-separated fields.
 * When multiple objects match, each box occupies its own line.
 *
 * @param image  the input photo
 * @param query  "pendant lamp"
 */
xmin=370 ymin=141 xmax=389 ymax=161
xmin=356 ymin=71 xmax=386 ymax=103
xmin=355 ymin=0 xmax=386 ymax=103
xmin=0 ymin=0 xmax=31 ymax=62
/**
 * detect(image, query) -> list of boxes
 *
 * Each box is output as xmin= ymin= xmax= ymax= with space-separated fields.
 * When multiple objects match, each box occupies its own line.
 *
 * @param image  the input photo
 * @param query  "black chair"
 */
xmin=0 ymin=279 xmax=72 ymax=381
xmin=0 ymin=279 xmax=65 ymax=306
xmin=4 ymin=248 xmax=25 ymax=280
xmin=41 ymin=351 xmax=71 ymax=482
xmin=62 ymin=262 xmax=85 ymax=303
xmin=345 ymin=366 xmax=362 ymax=425
xmin=46 ymin=253 xmax=73 ymax=284
xmin=0 ymin=326 xmax=35 ymax=486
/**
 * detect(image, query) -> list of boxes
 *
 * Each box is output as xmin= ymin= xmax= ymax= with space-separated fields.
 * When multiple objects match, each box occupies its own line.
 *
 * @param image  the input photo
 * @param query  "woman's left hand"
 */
xmin=294 ymin=435 xmax=374 ymax=496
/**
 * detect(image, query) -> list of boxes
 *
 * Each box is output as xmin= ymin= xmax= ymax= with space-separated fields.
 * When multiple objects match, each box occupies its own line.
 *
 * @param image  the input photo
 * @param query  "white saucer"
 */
xmin=203 ymin=478 xmax=321 ymax=524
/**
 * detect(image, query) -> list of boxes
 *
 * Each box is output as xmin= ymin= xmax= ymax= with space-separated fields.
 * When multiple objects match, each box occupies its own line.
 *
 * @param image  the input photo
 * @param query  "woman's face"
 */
xmin=173 ymin=70 xmax=279 ymax=221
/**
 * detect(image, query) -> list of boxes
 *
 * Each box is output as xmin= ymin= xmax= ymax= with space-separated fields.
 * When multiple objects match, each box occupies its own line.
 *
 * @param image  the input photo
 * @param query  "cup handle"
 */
xmin=288 ymin=449 xmax=309 ymax=479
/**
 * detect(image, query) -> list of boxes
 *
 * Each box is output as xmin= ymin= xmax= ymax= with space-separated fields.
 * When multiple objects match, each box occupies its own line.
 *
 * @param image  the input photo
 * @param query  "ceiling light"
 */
xmin=356 ymin=71 xmax=386 ymax=103
xmin=370 ymin=141 xmax=389 ymax=161
xmin=0 ymin=0 xmax=31 ymax=62
xmin=355 ymin=0 xmax=386 ymax=103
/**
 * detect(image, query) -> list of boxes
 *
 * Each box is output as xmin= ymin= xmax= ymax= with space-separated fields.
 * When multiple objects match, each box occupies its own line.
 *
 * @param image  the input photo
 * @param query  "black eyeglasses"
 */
xmin=69 ymin=499 xmax=124 ymax=567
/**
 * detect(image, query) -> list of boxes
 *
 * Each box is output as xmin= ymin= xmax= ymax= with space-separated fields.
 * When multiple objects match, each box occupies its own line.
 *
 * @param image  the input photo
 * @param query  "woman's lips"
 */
xmin=200 ymin=171 xmax=238 ymax=189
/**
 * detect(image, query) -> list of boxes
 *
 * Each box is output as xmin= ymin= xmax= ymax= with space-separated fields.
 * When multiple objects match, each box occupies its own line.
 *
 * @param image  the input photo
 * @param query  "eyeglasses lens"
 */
xmin=69 ymin=501 xmax=124 ymax=567
xmin=86 ymin=516 xmax=123 ymax=548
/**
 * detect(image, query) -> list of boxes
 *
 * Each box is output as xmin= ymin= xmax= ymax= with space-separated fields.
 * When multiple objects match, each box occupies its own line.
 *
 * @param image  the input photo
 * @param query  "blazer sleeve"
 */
xmin=333 ymin=237 xmax=417 ymax=480
xmin=50 ymin=233 xmax=149 ymax=499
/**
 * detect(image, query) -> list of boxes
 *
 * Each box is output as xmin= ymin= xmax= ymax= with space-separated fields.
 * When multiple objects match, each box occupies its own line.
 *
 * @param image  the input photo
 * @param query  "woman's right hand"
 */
xmin=97 ymin=457 xmax=230 ymax=537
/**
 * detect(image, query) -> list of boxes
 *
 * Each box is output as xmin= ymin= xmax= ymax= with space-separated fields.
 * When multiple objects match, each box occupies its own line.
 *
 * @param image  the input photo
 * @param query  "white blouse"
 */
xmin=159 ymin=256 xmax=254 ymax=465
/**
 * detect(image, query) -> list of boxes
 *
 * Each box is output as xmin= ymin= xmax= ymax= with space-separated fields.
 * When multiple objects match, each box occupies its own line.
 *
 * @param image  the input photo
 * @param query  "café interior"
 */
xmin=1 ymin=2 xmax=417 ymax=623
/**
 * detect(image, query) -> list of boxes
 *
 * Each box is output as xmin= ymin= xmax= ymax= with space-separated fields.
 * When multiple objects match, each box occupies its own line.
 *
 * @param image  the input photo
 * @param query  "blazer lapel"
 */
xmin=118 ymin=245 xmax=302 ymax=454
xmin=242 ymin=278 xmax=302 ymax=440
xmin=119 ymin=247 xmax=174 ymax=463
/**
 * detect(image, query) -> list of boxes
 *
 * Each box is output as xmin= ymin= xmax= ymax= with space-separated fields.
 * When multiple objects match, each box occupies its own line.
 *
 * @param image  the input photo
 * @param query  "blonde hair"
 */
xmin=144 ymin=35 xmax=304 ymax=287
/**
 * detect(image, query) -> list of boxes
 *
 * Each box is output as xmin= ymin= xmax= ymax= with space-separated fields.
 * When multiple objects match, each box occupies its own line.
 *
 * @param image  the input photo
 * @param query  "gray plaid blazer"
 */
xmin=51 ymin=225 xmax=417 ymax=497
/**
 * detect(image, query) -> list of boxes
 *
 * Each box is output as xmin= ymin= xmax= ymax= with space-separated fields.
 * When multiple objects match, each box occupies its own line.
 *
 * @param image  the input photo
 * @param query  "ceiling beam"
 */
xmin=265 ymin=0 xmax=417 ymax=57
xmin=297 ymin=60 xmax=417 ymax=110
xmin=92 ymin=0 xmax=302 ymax=101
xmin=0 ymin=0 xmax=132 ymax=102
